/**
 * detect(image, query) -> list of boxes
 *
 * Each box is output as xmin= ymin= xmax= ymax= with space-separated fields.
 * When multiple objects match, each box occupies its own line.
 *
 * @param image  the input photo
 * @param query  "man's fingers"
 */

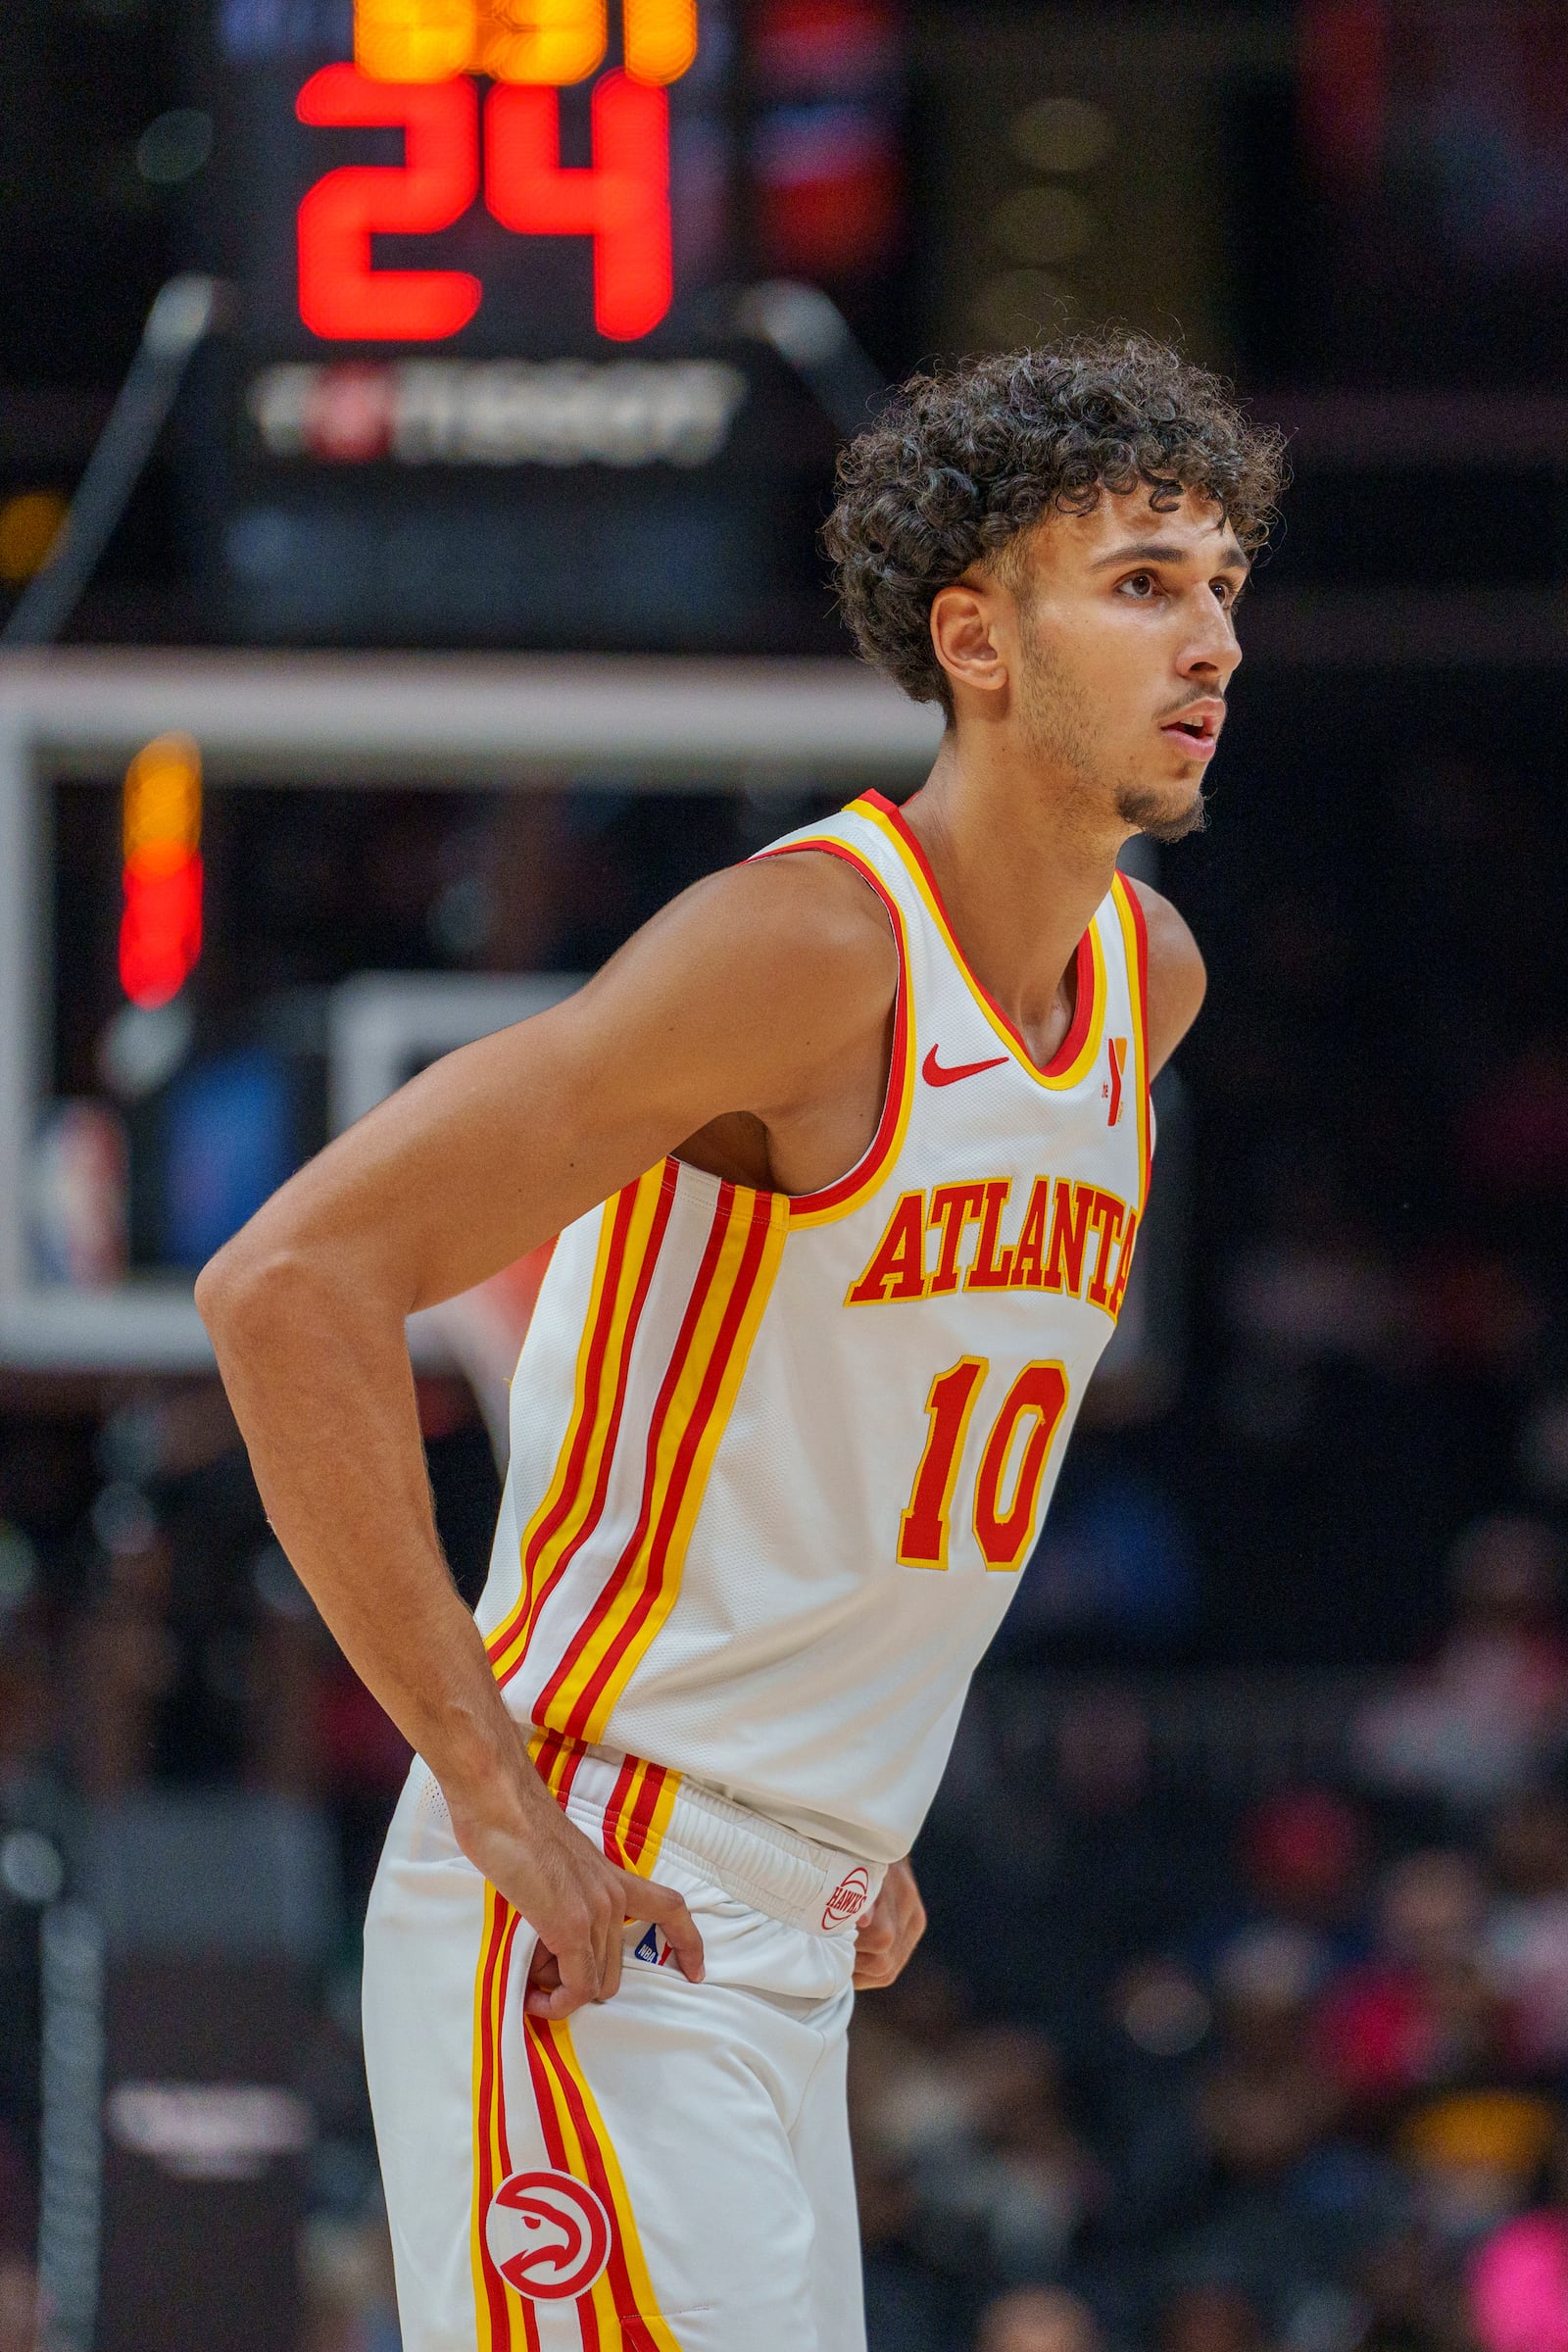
xmin=526 ymin=1942 xmax=562 ymax=1995
xmin=597 ymin=1912 xmax=623 ymax=2004
xmin=544 ymin=1931 xmax=603 ymax=2019
xmin=852 ymin=1864 xmax=925 ymax=1991
xmin=523 ymin=1945 xmax=576 ymax=2018
xmin=634 ymin=1877 xmax=706 ymax=1983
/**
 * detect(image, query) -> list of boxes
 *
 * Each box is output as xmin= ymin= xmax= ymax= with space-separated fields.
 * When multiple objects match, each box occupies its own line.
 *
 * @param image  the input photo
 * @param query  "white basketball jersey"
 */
xmin=475 ymin=792 xmax=1152 ymax=1865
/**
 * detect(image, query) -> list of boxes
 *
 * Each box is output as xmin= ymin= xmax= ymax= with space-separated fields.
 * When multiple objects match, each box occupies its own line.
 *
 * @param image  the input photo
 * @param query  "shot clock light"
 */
xmin=296 ymin=0 xmax=698 ymax=343
xmin=120 ymin=735 xmax=203 ymax=1010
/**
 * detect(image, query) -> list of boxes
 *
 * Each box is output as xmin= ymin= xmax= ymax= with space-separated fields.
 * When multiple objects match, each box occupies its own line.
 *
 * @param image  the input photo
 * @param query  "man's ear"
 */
xmin=929 ymin=576 xmax=1009 ymax=703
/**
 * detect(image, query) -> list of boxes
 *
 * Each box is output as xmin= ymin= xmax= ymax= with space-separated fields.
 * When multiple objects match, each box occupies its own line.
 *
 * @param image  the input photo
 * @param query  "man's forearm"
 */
xmin=198 ymin=1247 xmax=532 ymax=1814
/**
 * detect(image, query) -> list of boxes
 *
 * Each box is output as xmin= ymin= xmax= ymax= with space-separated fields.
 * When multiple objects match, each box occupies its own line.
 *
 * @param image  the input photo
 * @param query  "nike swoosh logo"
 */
xmin=922 ymin=1044 xmax=1009 ymax=1088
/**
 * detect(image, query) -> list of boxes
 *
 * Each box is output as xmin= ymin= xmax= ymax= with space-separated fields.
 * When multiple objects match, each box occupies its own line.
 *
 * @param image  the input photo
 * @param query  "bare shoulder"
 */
xmin=556 ymin=837 xmax=900 ymax=1131
xmin=1123 ymin=875 xmax=1206 ymax=1078
xmin=611 ymin=843 xmax=899 ymax=1041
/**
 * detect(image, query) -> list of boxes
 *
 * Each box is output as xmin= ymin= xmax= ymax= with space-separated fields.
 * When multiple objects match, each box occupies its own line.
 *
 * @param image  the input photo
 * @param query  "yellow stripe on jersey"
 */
xmin=536 ymin=1183 xmax=787 ymax=1747
xmin=607 ymin=1754 xmax=682 ymax=1873
xmin=487 ymin=1163 xmax=673 ymax=1690
xmin=631 ymin=1757 xmax=680 ymax=1873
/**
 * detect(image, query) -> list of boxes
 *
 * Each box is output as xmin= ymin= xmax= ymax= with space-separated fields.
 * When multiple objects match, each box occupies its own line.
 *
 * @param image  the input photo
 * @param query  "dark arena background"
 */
xmin=3 ymin=4 xmax=1568 ymax=2349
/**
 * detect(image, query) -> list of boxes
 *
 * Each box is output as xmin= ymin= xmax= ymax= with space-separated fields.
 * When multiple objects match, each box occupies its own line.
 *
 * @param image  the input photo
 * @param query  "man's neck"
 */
xmin=898 ymin=728 xmax=1128 ymax=1064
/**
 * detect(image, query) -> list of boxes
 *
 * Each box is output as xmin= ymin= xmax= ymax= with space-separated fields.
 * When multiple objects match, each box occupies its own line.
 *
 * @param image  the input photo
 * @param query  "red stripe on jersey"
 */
xmin=553 ymin=1189 xmax=774 ymax=1742
xmin=494 ymin=1164 xmax=677 ymax=1687
xmin=532 ymin=1182 xmax=736 ymax=1731
xmin=621 ymin=1761 xmax=669 ymax=1870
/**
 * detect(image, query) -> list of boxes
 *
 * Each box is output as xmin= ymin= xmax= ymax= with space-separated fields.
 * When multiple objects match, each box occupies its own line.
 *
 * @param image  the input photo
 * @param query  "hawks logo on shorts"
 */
xmin=485 ymin=2170 xmax=612 ymax=2301
xmin=822 ymin=1867 xmax=870 ymax=1930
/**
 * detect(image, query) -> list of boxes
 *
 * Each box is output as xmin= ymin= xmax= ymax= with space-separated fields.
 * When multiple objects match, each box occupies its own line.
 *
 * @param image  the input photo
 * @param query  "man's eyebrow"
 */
xmin=1090 ymin=537 xmax=1250 ymax=574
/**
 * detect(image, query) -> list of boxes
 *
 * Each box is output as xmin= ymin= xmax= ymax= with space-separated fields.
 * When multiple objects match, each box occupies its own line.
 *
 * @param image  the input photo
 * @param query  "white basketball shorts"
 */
xmin=362 ymin=1740 xmax=885 ymax=2352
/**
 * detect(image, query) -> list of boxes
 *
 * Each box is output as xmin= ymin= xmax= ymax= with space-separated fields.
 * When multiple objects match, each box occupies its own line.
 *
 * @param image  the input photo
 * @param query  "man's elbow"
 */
xmin=195 ymin=1224 xmax=316 ymax=1345
xmin=196 ymin=1238 xmax=267 ymax=1343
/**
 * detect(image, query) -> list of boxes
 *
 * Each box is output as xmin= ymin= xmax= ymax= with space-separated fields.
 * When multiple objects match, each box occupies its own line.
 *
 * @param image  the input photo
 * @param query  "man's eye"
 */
xmin=1121 ymin=572 xmax=1156 ymax=598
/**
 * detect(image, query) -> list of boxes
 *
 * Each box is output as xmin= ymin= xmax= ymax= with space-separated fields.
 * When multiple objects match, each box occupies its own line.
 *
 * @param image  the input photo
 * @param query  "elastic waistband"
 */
xmin=539 ymin=1737 xmax=885 ymax=1939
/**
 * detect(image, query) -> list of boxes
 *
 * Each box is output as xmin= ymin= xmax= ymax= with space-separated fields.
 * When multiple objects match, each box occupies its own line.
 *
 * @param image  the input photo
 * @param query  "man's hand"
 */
xmin=852 ymin=1857 xmax=926 ymax=1990
xmin=445 ymin=1740 xmax=705 ymax=2019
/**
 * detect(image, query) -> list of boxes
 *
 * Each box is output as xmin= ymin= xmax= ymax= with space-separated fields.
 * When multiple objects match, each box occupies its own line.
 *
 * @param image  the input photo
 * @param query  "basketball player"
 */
xmin=199 ymin=335 xmax=1284 ymax=2350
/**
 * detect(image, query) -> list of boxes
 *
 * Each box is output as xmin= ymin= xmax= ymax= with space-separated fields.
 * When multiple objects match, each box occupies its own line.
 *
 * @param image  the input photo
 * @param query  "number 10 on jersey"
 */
xmin=898 ymin=1359 xmax=1070 ymax=1574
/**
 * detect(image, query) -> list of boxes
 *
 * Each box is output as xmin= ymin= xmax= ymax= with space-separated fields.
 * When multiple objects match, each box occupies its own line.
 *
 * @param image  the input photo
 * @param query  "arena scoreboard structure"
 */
xmin=213 ymin=0 xmax=907 ymax=648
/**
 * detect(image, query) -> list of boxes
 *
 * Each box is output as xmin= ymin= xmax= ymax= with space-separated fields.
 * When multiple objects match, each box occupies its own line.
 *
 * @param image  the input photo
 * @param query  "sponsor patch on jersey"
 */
xmin=629 ymin=1922 xmax=676 ymax=1967
xmin=822 ymin=1866 xmax=871 ymax=1930
xmin=485 ymin=2169 xmax=612 ymax=2301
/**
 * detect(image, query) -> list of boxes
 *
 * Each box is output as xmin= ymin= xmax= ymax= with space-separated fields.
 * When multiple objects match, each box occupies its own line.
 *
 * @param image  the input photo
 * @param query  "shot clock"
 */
xmin=210 ymin=0 xmax=908 ymax=651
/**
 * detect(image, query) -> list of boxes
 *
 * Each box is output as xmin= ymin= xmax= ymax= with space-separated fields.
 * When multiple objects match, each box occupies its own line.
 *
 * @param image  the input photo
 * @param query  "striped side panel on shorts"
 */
xmin=472 ymin=1884 xmax=535 ymax=2352
xmin=524 ymin=2015 xmax=686 ymax=2352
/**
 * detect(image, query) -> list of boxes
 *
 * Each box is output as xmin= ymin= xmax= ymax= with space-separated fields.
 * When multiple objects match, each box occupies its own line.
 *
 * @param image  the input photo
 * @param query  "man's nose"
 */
xmin=1180 ymin=597 xmax=1243 ymax=683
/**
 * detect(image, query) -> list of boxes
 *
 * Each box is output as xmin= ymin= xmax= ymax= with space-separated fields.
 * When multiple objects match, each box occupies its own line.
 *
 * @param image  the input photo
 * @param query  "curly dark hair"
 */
xmin=822 ymin=332 xmax=1287 ymax=712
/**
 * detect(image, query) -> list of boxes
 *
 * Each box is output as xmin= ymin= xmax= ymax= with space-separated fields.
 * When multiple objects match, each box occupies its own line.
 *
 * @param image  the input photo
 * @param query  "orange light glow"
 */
xmin=624 ymin=0 xmax=697 ymax=85
xmin=478 ymin=0 xmax=608 ymax=85
xmin=121 ymin=737 xmax=204 ymax=1010
xmin=351 ymin=0 xmax=695 ymax=84
xmin=354 ymin=0 xmax=477 ymax=82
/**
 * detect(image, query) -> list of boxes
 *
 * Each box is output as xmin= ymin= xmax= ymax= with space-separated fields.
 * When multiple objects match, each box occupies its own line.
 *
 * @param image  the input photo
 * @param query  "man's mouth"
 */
xmin=1158 ymin=704 xmax=1223 ymax=760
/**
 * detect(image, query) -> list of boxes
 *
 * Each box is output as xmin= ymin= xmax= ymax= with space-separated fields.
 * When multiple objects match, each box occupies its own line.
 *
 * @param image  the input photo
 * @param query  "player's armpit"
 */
xmin=1125 ymin=876 xmax=1206 ymax=1078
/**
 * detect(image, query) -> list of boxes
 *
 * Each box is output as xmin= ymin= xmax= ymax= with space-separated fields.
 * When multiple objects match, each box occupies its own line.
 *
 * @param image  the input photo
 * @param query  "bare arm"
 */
xmin=1127 ymin=876 xmax=1207 ymax=1078
xmin=197 ymin=853 xmax=896 ymax=2014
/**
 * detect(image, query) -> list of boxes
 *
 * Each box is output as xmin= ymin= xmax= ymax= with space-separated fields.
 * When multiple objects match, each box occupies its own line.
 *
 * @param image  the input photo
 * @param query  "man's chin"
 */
xmin=1117 ymin=778 xmax=1209 ymax=845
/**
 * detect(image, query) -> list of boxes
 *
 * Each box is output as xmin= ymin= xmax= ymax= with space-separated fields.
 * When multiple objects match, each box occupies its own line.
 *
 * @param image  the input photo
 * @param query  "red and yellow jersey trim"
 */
xmin=1110 ymin=872 xmax=1152 ymax=1212
xmin=528 ymin=1728 xmax=682 ymax=1875
xmin=749 ymin=836 xmax=916 ymax=1227
xmin=534 ymin=1179 xmax=787 ymax=1745
xmin=487 ymin=1162 xmax=676 ymax=1692
xmin=858 ymin=792 xmax=1107 ymax=1091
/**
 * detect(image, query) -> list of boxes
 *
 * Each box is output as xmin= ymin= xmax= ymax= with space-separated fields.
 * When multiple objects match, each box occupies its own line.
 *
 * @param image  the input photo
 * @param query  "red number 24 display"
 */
xmin=296 ymin=1 xmax=697 ymax=344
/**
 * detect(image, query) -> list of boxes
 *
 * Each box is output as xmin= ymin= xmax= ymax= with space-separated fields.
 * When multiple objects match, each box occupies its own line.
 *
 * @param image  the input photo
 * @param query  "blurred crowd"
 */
xmin=2 ymin=1368 xmax=1567 ymax=2352
xmin=858 ymin=1515 xmax=1568 ymax=2352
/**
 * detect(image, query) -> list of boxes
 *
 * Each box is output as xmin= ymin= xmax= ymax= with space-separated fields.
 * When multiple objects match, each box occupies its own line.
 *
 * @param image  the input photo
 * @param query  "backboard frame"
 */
xmin=0 ymin=649 xmax=941 ymax=1371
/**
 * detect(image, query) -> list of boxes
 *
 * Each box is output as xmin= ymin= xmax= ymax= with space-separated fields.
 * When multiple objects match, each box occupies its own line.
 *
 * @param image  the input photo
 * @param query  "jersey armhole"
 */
xmin=749 ymin=840 xmax=915 ymax=1225
xmin=1111 ymin=871 xmax=1154 ymax=1209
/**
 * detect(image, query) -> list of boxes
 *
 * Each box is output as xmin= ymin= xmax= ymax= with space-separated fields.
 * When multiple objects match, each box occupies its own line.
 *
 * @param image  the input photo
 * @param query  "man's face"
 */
xmin=1003 ymin=484 xmax=1248 ymax=843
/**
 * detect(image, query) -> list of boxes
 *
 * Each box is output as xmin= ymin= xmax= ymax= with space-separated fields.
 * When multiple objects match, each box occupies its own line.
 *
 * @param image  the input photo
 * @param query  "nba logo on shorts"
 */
xmin=822 ymin=1867 xmax=870 ymax=1930
xmin=486 ymin=2170 xmax=612 ymax=2301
